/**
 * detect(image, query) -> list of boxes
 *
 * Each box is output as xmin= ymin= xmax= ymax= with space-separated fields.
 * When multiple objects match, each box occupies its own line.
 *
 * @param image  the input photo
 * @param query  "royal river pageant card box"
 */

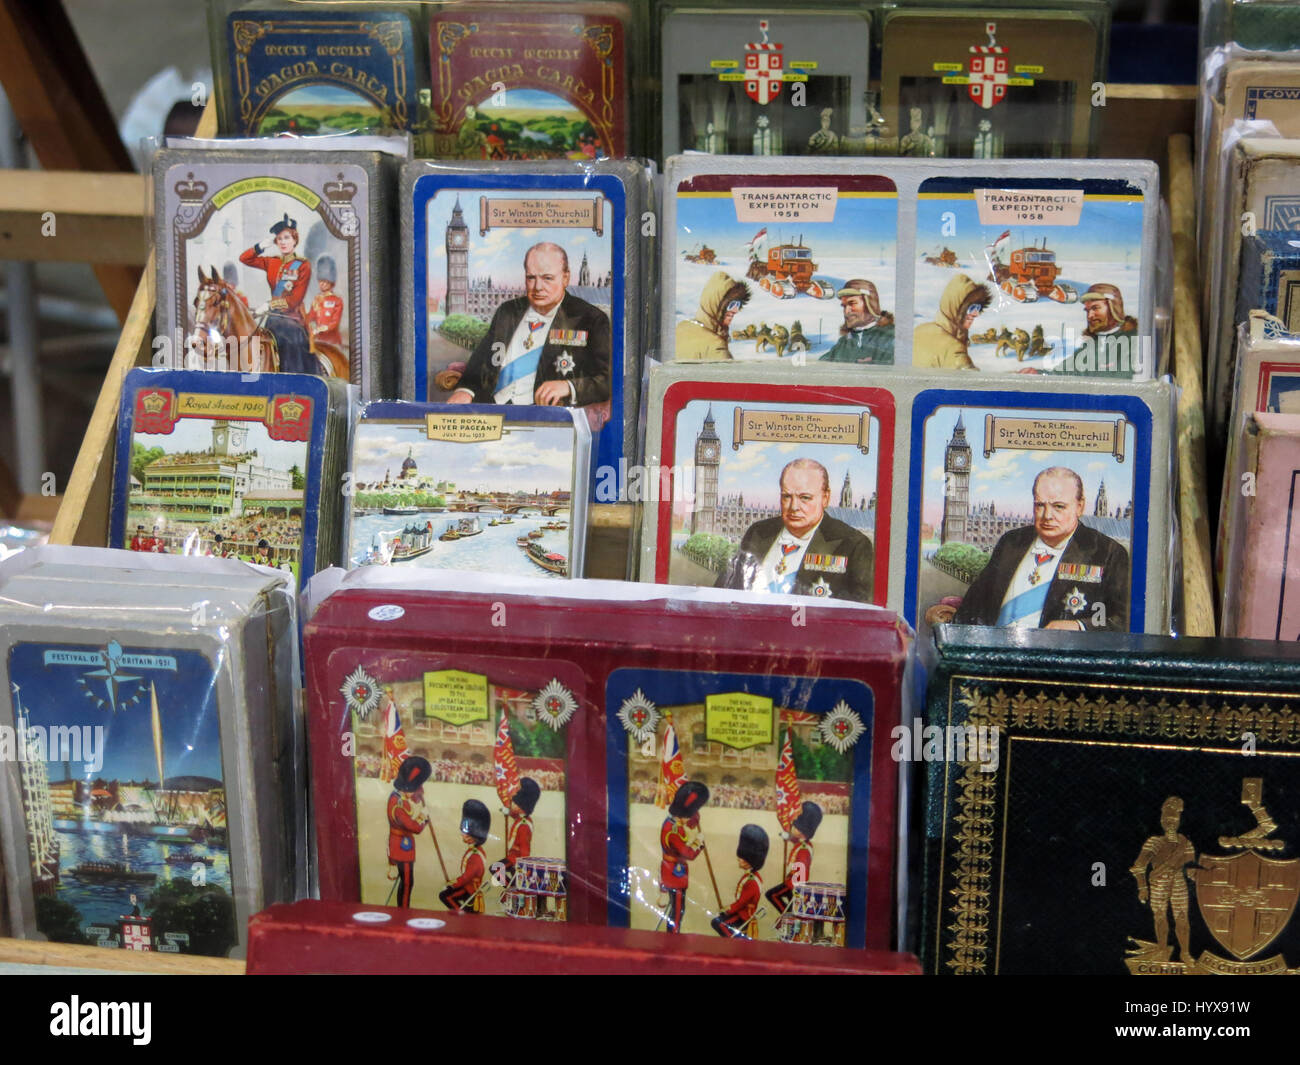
xmin=923 ymin=625 xmax=1300 ymax=976
xmin=303 ymin=568 xmax=909 ymax=951
xmin=0 ymin=547 xmax=300 ymax=959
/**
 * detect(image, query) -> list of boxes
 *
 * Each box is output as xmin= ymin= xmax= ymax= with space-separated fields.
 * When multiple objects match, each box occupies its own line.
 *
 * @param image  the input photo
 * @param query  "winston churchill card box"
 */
xmin=303 ymin=569 xmax=909 ymax=949
xmin=923 ymin=625 xmax=1300 ymax=976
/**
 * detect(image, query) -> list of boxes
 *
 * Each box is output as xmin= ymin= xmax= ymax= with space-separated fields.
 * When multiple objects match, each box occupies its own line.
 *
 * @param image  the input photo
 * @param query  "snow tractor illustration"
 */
xmin=746 ymin=238 xmax=836 ymax=300
xmin=989 ymin=239 xmax=1078 ymax=304
xmin=684 ymin=244 xmax=717 ymax=265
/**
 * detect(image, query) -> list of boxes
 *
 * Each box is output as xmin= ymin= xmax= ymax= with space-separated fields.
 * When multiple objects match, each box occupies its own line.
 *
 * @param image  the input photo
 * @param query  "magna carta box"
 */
xmin=303 ymin=569 xmax=910 ymax=949
xmin=923 ymin=625 xmax=1300 ymax=976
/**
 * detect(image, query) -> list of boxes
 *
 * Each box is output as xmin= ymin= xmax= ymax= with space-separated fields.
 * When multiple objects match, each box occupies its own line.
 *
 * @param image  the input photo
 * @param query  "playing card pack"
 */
xmin=0 ymin=547 xmax=301 ymax=959
xmin=346 ymin=401 xmax=591 ymax=579
xmin=639 ymin=362 xmax=1176 ymax=637
xmin=152 ymin=144 xmax=395 ymax=397
xmin=401 ymin=158 xmax=650 ymax=480
xmin=111 ymin=368 xmax=350 ymax=590
xmin=661 ymin=154 xmax=1160 ymax=379
xmin=303 ymin=567 xmax=909 ymax=950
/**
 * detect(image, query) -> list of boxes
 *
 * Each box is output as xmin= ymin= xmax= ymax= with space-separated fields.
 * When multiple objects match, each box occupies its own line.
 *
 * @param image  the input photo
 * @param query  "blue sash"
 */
xmin=995 ymin=582 xmax=1051 ymax=626
xmin=495 ymin=347 xmax=543 ymax=395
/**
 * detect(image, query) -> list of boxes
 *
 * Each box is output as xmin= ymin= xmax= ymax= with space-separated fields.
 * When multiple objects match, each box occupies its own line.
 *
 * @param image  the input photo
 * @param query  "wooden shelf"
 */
xmin=0 ymin=935 xmax=244 ymax=974
xmin=0 ymin=170 xmax=147 ymax=265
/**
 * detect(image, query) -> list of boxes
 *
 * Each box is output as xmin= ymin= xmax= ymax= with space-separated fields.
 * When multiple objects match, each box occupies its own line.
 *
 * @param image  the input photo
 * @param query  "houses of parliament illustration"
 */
xmin=939 ymin=412 xmax=1132 ymax=554
xmin=442 ymin=196 xmax=612 ymax=322
xmin=689 ymin=405 xmax=876 ymax=541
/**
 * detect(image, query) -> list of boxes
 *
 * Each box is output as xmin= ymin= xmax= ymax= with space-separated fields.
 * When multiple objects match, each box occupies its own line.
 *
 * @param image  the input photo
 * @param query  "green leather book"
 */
xmin=921 ymin=624 xmax=1300 ymax=975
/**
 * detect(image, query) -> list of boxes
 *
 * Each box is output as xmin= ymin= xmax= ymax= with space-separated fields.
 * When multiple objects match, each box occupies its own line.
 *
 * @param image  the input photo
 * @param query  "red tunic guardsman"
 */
xmin=129 ymin=525 xmax=154 ymax=552
xmin=305 ymin=254 xmax=344 ymax=347
xmin=440 ymin=798 xmax=490 ymax=913
xmin=766 ymin=801 xmax=822 ymax=918
xmin=498 ymin=777 xmax=538 ymax=878
xmin=660 ymin=781 xmax=709 ymax=933
xmin=387 ymin=755 xmax=432 ymax=908
xmin=712 ymin=823 xmax=770 ymax=939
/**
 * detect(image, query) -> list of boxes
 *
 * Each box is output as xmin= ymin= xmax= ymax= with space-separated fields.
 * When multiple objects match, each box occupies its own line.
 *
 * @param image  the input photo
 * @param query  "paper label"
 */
xmin=422 ymin=669 xmax=490 ymax=726
xmin=982 ymin=416 xmax=1128 ymax=460
xmin=704 ymin=691 xmax=774 ymax=750
xmin=975 ymin=188 xmax=1085 ymax=226
xmin=732 ymin=187 xmax=838 ymax=224
xmin=425 ymin=413 xmax=504 ymax=443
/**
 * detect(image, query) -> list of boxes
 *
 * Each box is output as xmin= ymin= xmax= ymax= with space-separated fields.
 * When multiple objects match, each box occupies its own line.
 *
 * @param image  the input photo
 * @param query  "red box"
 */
xmin=246 ymin=900 xmax=922 ymax=975
xmin=305 ymin=578 xmax=910 ymax=949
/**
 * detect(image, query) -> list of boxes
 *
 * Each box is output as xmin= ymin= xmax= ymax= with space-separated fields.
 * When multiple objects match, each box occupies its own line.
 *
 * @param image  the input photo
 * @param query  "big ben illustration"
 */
xmin=445 ymin=196 xmax=469 ymax=316
xmin=692 ymin=406 xmax=721 ymax=535
xmin=941 ymin=412 xmax=971 ymax=545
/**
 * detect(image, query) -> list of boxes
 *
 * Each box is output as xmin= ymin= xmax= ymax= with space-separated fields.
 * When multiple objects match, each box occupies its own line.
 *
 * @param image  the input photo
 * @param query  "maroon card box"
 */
xmin=246 ymin=900 xmax=922 ymax=975
xmin=304 ymin=576 xmax=910 ymax=945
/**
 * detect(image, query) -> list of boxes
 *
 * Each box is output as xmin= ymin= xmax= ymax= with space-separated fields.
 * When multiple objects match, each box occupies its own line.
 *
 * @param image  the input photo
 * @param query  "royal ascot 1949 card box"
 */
xmin=110 ymin=368 xmax=350 ymax=590
xmin=0 ymin=547 xmax=300 ymax=959
xmin=400 ymin=158 xmax=648 ymax=478
xmin=923 ymin=625 xmax=1300 ymax=976
xmin=152 ymin=145 xmax=394 ymax=397
xmin=303 ymin=569 xmax=909 ymax=949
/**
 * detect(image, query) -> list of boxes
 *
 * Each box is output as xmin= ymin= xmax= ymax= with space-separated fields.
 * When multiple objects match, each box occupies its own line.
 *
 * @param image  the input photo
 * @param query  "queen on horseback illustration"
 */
xmin=239 ymin=213 xmax=317 ymax=375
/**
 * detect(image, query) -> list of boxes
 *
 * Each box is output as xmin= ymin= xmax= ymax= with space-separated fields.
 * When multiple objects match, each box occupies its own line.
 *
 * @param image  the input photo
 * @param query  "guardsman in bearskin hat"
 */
xmin=239 ymin=213 xmax=317 ymax=374
xmin=492 ymin=777 xmax=543 ymax=915
xmin=660 ymin=781 xmax=709 ymax=933
xmin=711 ymin=824 xmax=769 ymax=939
xmin=387 ymin=755 xmax=432 ymax=907
xmin=766 ymin=801 xmax=822 ymax=919
xmin=221 ymin=262 xmax=249 ymax=306
xmin=492 ymin=777 xmax=539 ymax=883
xmin=440 ymin=798 xmax=490 ymax=913
xmin=305 ymin=254 xmax=344 ymax=348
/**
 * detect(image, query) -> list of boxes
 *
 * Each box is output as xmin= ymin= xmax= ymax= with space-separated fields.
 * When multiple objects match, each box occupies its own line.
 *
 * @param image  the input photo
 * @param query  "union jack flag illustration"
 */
xmin=494 ymin=710 xmax=520 ymax=808
xmin=380 ymin=693 xmax=409 ymax=783
xmin=774 ymin=726 xmax=801 ymax=833
xmin=654 ymin=710 xmax=687 ymax=808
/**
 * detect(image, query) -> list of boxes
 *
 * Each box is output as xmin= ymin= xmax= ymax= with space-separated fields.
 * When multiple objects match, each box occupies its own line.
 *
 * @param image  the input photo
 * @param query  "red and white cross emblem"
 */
xmin=968 ymin=21 xmax=1009 ymax=110
xmin=744 ymin=20 xmax=783 ymax=105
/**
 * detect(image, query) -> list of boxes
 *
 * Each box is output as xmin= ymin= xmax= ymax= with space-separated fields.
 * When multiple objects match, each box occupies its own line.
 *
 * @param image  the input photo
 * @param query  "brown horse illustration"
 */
xmin=189 ymin=266 xmax=349 ymax=378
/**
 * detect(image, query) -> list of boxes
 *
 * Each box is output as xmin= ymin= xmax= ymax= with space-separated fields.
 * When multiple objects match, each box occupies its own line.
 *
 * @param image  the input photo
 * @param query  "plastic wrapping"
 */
xmin=425 ymin=1 xmax=633 ymax=160
xmin=342 ymin=400 xmax=591 ymax=577
xmin=246 ymin=900 xmax=923 ymax=974
xmin=206 ymin=1 xmax=428 ymax=139
xmin=875 ymin=0 xmax=1109 ymax=159
xmin=148 ymin=136 xmax=403 ymax=398
xmin=660 ymin=153 xmax=1162 ymax=380
xmin=0 ymin=546 xmax=301 ymax=959
xmin=638 ymin=361 xmax=1177 ymax=637
xmin=399 ymin=157 xmax=651 ymax=487
xmin=653 ymin=2 xmax=873 ymax=160
xmin=110 ymin=367 xmax=352 ymax=591
xmin=303 ymin=565 xmax=910 ymax=950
